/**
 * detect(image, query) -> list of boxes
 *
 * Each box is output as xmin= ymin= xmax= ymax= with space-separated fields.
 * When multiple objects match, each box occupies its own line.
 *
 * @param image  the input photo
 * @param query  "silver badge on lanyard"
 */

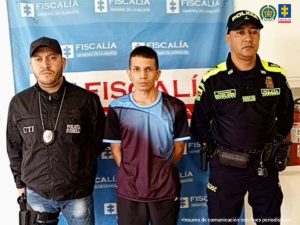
xmin=39 ymin=87 xmax=66 ymax=145
xmin=42 ymin=130 xmax=55 ymax=145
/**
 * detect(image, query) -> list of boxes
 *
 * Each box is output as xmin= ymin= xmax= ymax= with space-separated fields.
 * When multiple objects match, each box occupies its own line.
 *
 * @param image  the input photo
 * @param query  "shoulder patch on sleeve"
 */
xmin=202 ymin=62 xmax=227 ymax=82
xmin=195 ymin=81 xmax=205 ymax=101
xmin=195 ymin=62 xmax=226 ymax=102
xmin=261 ymin=60 xmax=286 ymax=76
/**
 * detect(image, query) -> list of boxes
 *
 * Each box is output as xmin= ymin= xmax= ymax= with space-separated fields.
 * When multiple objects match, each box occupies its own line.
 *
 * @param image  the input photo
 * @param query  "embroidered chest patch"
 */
xmin=261 ymin=88 xmax=280 ymax=97
xmin=214 ymin=89 xmax=236 ymax=100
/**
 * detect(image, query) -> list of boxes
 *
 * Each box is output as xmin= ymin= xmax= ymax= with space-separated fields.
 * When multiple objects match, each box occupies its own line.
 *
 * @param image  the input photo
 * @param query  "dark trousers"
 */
xmin=207 ymin=157 xmax=283 ymax=225
xmin=116 ymin=196 xmax=180 ymax=225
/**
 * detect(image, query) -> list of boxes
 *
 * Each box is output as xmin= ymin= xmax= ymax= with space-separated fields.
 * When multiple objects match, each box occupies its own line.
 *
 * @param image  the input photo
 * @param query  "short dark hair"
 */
xmin=129 ymin=46 xmax=159 ymax=69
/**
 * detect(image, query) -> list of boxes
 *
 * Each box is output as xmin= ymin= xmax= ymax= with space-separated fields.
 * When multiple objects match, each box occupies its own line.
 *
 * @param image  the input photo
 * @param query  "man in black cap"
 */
xmin=7 ymin=36 xmax=106 ymax=225
xmin=191 ymin=10 xmax=293 ymax=225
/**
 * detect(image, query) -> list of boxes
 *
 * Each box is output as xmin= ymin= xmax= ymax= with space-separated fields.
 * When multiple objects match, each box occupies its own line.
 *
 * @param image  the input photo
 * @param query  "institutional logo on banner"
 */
xmin=20 ymin=3 xmax=35 ymax=17
xmin=60 ymin=42 xmax=118 ymax=59
xmin=260 ymin=5 xmax=277 ymax=21
xmin=166 ymin=0 xmax=180 ymax=13
xmin=132 ymin=42 xmax=146 ymax=49
xmin=19 ymin=1 xmax=80 ymax=17
xmin=101 ymin=147 xmax=113 ymax=159
xmin=131 ymin=40 xmax=190 ymax=56
xmin=166 ymin=0 xmax=221 ymax=14
xmin=180 ymin=197 xmax=190 ymax=208
xmin=61 ymin=45 xmax=75 ymax=59
xmin=278 ymin=4 xmax=291 ymax=23
xmin=104 ymin=203 xmax=117 ymax=215
xmin=95 ymin=0 xmax=108 ymax=13
xmin=95 ymin=0 xmax=151 ymax=13
xmin=180 ymin=195 xmax=208 ymax=209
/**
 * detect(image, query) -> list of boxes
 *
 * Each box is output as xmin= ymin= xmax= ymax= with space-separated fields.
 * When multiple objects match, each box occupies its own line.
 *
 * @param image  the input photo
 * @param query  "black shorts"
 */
xmin=116 ymin=196 xmax=180 ymax=225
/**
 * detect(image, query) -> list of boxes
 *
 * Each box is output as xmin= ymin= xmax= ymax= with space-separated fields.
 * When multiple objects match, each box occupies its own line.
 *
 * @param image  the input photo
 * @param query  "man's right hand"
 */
xmin=274 ymin=141 xmax=291 ymax=171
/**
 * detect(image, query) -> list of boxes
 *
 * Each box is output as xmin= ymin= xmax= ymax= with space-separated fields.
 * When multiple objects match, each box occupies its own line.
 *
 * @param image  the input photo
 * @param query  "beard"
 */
xmin=35 ymin=67 xmax=64 ymax=91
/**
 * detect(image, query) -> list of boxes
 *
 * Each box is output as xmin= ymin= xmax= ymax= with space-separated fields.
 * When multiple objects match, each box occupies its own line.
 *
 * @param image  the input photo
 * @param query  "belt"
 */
xmin=216 ymin=145 xmax=262 ymax=156
xmin=241 ymin=148 xmax=262 ymax=155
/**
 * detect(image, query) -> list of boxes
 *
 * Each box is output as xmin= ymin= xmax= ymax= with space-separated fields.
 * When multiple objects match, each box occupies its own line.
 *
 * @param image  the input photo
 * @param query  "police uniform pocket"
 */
xmin=259 ymin=88 xmax=280 ymax=106
xmin=59 ymin=113 xmax=83 ymax=173
xmin=16 ymin=114 xmax=41 ymax=146
xmin=59 ymin=113 xmax=84 ymax=143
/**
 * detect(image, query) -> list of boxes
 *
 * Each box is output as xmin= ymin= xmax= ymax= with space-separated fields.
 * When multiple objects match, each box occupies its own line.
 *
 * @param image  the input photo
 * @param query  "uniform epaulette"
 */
xmin=261 ymin=60 xmax=286 ymax=76
xmin=202 ymin=62 xmax=227 ymax=82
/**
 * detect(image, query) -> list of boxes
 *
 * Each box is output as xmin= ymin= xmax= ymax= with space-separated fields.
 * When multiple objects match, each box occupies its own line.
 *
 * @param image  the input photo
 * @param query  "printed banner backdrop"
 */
xmin=7 ymin=1 xmax=244 ymax=224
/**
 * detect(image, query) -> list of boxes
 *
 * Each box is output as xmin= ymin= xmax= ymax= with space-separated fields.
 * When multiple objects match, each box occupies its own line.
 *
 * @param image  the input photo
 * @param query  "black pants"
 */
xmin=207 ymin=157 xmax=283 ymax=225
xmin=116 ymin=196 xmax=180 ymax=225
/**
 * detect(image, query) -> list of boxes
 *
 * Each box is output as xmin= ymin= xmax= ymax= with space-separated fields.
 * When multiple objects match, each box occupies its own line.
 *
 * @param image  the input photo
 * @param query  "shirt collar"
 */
xmin=226 ymin=53 xmax=265 ymax=78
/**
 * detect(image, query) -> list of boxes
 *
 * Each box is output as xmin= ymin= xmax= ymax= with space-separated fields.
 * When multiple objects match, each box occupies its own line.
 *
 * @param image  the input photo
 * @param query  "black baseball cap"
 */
xmin=30 ymin=36 xmax=62 ymax=57
xmin=226 ymin=10 xmax=263 ymax=34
